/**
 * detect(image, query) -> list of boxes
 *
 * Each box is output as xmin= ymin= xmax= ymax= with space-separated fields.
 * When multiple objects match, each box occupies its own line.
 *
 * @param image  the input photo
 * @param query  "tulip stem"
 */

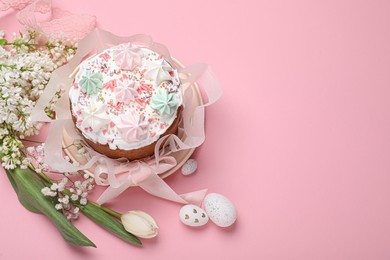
xmin=89 ymin=201 xmax=122 ymax=219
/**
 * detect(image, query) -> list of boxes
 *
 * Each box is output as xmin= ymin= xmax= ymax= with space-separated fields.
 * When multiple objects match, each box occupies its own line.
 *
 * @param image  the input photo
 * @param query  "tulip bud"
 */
xmin=121 ymin=210 xmax=158 ymax=238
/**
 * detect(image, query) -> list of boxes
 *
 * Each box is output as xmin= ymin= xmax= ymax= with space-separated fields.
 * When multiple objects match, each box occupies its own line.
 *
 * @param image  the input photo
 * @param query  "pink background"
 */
xmin=1 ymin=0 xmax=390 ymax=259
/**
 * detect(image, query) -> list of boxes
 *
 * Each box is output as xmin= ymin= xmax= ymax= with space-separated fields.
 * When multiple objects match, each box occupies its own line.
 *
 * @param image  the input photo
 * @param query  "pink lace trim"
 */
xmin=0 ymin=0 xmax=33 ymax=11
xmin=1 ymin=0 xmax=96 ymax=40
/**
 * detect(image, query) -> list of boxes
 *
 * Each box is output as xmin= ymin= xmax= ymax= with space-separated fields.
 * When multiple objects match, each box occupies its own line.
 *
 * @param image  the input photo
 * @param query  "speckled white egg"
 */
xmin=204 ymin=193 xmax=237 ymax=227
xmin=179 ymin=204 xmax=209 ymax=227
xmin=181 ymin=159 xmax=198 ymax=176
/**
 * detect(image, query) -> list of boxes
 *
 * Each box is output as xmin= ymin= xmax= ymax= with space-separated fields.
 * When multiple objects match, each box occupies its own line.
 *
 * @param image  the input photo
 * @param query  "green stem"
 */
xmin=4 ymin=42 xmax=51 ymax=49
xmin=5 ymin=43 xmax=47 ymax=47
xmin=0 ymin=64 xmax=16 ymax=70
xmin=89 ymin=201 xmax=122 ymax=219
xmin=21 ymin=139 xmax=44 ymax=144
xmin=28 ymin=163 xmax=53 ymax=184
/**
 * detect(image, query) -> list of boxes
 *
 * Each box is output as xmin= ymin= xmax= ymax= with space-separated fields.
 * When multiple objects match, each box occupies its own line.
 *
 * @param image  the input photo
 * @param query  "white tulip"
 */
xmin=121 ymin=210 xmax=158 ymax=238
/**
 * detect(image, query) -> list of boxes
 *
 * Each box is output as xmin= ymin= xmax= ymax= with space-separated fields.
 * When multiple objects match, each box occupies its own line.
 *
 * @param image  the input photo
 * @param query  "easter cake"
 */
xmin=69 ymin=42 xmax=183 ymax=160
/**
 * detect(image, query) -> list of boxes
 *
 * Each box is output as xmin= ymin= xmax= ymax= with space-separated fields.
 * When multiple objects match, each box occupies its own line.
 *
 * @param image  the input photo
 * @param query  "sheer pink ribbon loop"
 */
xmin=95 ymin=156 xmax=208 ymax=206
xmin=44 ymin=119 xmax=104 ymax=172
xmin=153 ymin=64 xmax=223 ymax=165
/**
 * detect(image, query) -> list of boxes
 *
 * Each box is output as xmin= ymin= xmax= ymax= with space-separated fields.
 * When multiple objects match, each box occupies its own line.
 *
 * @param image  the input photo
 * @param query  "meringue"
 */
xmin=150 ymin=89 xmax=179 ymax=116
xmin=113 ymin=42 xmax=143 ymax=70
xmin=115 ymin=111 xmax=148 ymax=142
xmin=81 ymin=101 xmax=110 ymax=132
xmin=144 ymin=59 xmax=172 ymax=85
xmin=79 ymin=71 xmax=103 ymax=95
xmin=114 ymin=80 xmax=138 ymax=103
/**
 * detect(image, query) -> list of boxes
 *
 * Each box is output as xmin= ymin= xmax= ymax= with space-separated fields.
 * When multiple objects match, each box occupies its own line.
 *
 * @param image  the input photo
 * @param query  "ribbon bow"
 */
xmin=95 ymin=156 xmax=207 ymax=206
xmin=28 ymin=29 xmax=222 ymax=206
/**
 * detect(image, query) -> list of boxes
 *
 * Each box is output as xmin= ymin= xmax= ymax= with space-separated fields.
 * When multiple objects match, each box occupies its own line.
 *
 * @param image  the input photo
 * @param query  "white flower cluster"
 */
xmin=42 ymin=173 xmax=94 ymax=221
xmin=26 ymin=143 xmax=49 ymax=172
xmin=27 ymin=143 xmax=95 ymax=221
xmin=0 ymin=136 xmax=29 ymax=169
xmin=0 ymin=31 xmax=76 ymax=169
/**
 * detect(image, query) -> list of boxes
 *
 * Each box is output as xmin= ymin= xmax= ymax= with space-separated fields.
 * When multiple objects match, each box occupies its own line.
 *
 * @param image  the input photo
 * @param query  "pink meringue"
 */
xmin=114 ymin=80 xmax=138 ymax=104
xmin=115 ymin=111 xmax=148 ymax=142
xmin=113 ymin=43 xmax=143 ymax=71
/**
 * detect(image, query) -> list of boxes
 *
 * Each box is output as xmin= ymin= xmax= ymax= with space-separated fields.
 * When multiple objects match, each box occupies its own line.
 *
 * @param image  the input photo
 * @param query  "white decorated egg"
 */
xmin=179 ymin=204 xmax=209 ymax=227
xmin=181 ymin=159 xmax=198 ymax=176
xmin=204 ymin=193 xmax=237 ymax=227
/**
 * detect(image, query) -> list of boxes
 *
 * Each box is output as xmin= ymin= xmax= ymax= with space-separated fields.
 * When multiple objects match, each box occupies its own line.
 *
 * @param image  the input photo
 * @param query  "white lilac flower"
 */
xmin=26 ymin=146 xmax=35 ymax=155
xmin=0 ymin=30 xmax=76 ymax=169
xmin=77 ymin=147 xmax=86 ymax=155
xmin=50 ymin=183 xmax=59 ymax=190
xmin=57 ymin=183 xmax=65 ymax=192
xmin=41 ymin=187 xmax=56 ymax=197
xmin=61 ymin=195 xmax=69 ymax=205
xmin=72 ymin=161 xmax=80 ymax=167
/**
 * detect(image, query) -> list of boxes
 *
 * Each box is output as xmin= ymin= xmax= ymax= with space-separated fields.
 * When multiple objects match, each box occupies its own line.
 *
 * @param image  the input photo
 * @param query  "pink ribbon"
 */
xmin=95 ymin=156 xmax=207 ymax=206
xmin=1 ymin=0 xmax=96 ymax=40
xmin=30 ymin=29 xmax=222 ymax=206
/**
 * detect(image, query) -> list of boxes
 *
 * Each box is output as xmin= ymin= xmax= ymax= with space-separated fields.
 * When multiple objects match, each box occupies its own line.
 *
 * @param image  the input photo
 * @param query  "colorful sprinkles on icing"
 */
xmin=69 ymin=43 xmax=182 ymax=150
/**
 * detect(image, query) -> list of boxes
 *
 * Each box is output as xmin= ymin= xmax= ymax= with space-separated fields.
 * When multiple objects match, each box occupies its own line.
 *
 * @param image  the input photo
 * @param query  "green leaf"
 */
xmin=6 ymin=169 xmax=18 ymax=192
xmin=6 ymin=169 xmax=41 ymax=213
xmin=80 ymin=202 xmax=142 ymax=246
xmin=0 ymin=39 xmax=7 ymax=45
xmin=6 ymin=167 xmax=96 ymax=247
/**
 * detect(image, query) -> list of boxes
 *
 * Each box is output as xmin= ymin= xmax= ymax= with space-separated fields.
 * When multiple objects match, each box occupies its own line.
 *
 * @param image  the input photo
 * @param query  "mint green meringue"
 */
xmin=151 ymin=90 xmax=179 ymax=116
xmin=80 ymin=71 xmax=103 ymax=95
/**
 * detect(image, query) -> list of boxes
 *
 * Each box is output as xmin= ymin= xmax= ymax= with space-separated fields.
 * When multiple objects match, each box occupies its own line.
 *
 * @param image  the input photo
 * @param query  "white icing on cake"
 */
xmin=69 ymin=43 xmax=182 ymax=150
